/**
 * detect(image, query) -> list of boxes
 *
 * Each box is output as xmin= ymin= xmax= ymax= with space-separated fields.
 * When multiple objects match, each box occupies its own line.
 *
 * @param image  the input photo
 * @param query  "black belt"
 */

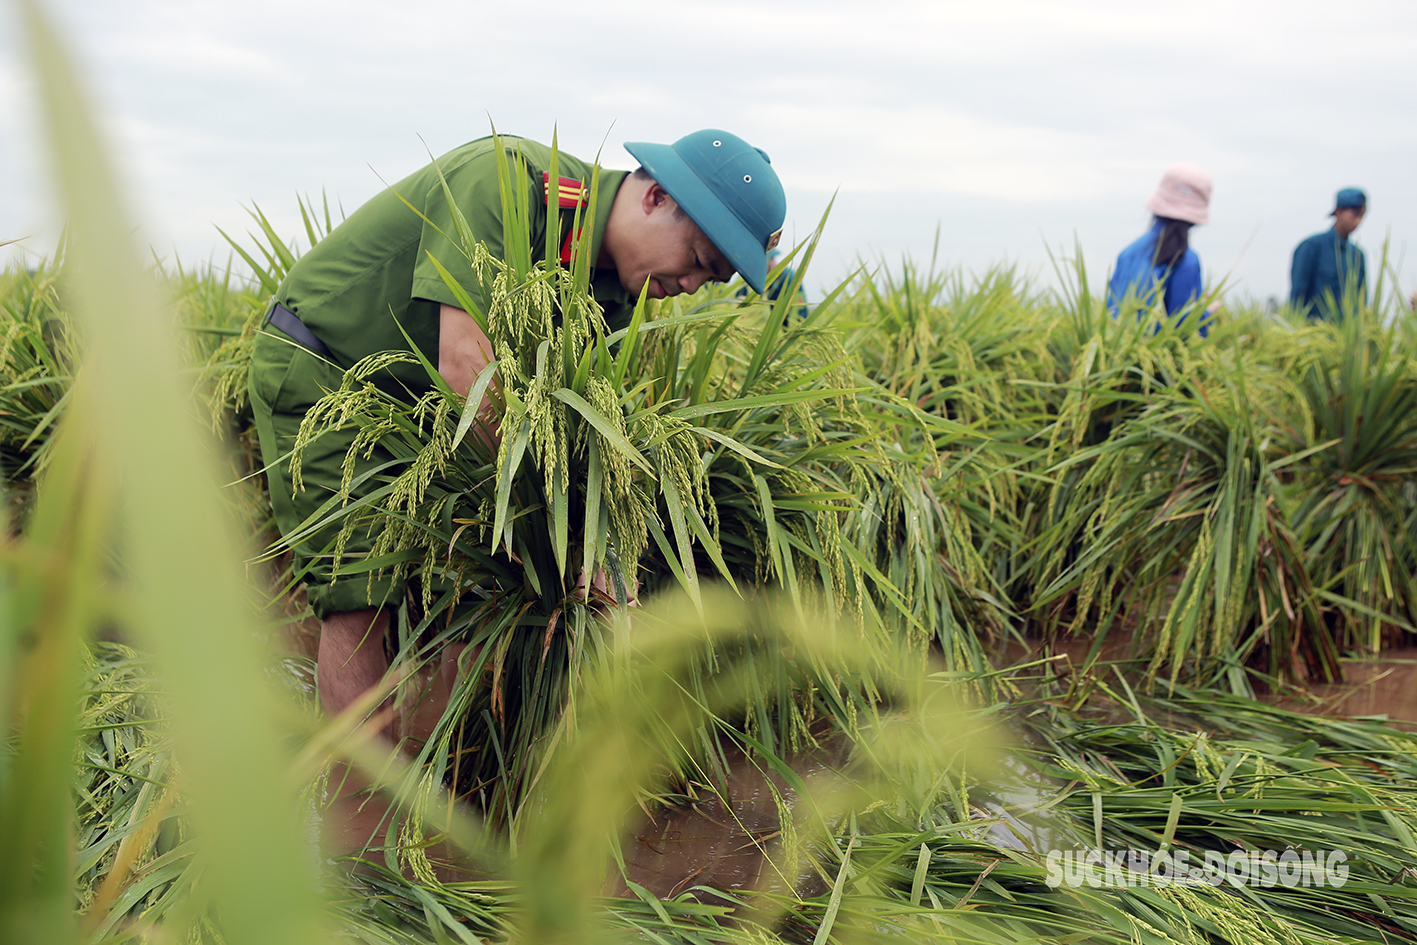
xmin=265 ymin=302 xmax=335 ymax=362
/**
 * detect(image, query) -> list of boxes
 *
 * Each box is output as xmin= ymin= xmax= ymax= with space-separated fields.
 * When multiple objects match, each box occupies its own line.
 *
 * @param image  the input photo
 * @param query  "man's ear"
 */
xmin=641 ymin=181 xmax=671 ymax=216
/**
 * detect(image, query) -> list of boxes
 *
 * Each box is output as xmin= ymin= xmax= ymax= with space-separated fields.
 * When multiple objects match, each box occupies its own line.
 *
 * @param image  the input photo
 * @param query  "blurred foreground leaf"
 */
xmin=8 ymin=1 xmax=331 ymax=942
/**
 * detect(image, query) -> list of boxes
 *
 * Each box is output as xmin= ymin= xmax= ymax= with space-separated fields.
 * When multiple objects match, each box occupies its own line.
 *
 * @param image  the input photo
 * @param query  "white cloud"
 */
xmin=112 ymin=32 xmax=294 ymax=82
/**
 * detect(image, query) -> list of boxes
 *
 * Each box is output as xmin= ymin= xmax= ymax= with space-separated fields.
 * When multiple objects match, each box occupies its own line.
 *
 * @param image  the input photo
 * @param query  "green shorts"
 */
xmin=248 ymin=328 xmax=404 ymax=619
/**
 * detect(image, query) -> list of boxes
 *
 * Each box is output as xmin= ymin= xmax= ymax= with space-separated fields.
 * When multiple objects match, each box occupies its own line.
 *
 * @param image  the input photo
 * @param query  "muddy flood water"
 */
xmin=609 ymin=743 xmax=850 ymax=903
xmin=1273 ymin=647 xmax=1417 ymax=731
xmin=1001 ymin=637 xmax=1417 ymax=730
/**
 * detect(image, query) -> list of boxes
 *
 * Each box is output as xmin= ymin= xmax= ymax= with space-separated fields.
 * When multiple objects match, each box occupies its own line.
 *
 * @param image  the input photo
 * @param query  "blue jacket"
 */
xmin=737 ymin=263 xmax=809 ymax=318
xmin=1289 ymin=227 xmax=1366 ymax=320
xmin=766 ymin=264 xmax=809 ymax=318
xmin=1107 ymin=220 xmax=1208 ymax=336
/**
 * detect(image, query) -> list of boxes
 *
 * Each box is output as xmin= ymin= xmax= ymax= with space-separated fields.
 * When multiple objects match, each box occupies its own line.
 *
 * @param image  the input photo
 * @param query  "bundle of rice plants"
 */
xmin=1278 ymin=310 xmax=1417 ymax=654
xmin=1021 ymin=344 xmax=1341 ymax=688
xmin=836 ymin=259 xmax=1055 ymax=647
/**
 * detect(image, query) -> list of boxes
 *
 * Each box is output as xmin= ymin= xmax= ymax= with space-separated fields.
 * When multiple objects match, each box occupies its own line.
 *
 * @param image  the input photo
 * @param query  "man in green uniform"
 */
xmin=248 ymin=130 xmax=787 ymax=737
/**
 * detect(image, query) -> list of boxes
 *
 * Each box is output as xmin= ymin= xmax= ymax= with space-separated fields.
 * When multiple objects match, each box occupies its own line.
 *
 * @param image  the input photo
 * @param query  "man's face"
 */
xmin=615 ymin=184 xmax=735 ymax=300
xmin=1334 ymin=206 xmax=1365 ymax=238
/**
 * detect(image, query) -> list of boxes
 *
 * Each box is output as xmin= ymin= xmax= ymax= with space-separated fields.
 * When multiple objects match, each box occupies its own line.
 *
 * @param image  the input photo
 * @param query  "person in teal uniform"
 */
xmin=737 ymin=247 xmax=808 ymax=317
xmin=1290 ymin=188 xmax=1367 ymax=320
xmin=765 ymin=247 xmax=809 ymax=317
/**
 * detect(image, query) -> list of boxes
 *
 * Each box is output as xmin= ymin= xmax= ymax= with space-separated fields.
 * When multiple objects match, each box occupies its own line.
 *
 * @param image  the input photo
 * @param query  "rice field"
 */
xmin=6 ymin=2 xmax=1417 ymax=943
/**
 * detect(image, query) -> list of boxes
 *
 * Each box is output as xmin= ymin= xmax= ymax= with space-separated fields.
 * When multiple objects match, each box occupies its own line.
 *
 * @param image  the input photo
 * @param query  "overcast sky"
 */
xmin=2 ymin=0 xmax=1415 ymax=303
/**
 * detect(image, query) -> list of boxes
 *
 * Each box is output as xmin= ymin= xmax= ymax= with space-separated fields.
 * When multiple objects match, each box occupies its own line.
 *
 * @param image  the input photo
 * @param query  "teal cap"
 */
xmin=624 ymin=129 xmax=786 ymax=294
xmin=1333 ymin=187 xmax=1367 ymax=211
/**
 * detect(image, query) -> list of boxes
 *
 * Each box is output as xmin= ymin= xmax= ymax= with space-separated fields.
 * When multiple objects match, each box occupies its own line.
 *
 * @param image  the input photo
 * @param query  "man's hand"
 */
xmin=575 ymin=561 xmax=640 ymax=609
xmin=438 ymin=303 xmax=501 ymax=446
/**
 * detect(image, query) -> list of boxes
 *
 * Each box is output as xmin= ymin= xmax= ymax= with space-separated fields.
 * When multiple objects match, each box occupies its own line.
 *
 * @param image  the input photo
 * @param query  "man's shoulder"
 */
xmin=1297 ymin=229 xmax=1335 ymax=249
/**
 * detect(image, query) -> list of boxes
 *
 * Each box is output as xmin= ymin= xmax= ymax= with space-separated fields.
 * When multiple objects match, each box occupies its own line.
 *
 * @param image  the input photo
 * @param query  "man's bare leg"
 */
xmin=398 ymin=643 xmax=469 ymax=749
xmin=318 ymin=609 xmax=395 ymax=858
xmin=318 ymin=610 xmax=474 ymax=867
xmin=318 ymin=608 xmax=391 ymax=721
xmin=319 ymin=610 xmax=471 ymax=733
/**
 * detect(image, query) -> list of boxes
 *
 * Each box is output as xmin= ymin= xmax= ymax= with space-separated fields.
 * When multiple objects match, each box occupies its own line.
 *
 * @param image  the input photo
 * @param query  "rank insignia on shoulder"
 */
xmin=543 ymin=172 xmax=588 ymax=209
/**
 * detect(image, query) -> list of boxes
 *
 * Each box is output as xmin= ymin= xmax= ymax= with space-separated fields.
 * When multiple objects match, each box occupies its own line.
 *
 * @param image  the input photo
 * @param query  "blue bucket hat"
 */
xmin=624 ymin=129 xmax=786 ymax=294
xmin=1333 ymin=187 xmax=1367 ymax=212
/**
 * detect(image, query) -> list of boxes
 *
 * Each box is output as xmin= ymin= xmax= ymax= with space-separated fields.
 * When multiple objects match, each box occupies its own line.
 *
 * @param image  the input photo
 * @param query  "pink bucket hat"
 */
xmin=1145 ymin=164 xmax=1212 ymax=225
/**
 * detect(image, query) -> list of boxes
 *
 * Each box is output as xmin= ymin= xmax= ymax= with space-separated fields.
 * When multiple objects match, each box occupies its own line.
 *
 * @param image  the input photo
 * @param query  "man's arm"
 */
xmin=438 ymin=303 xmax=500 ymax=445
xmin=1290 ymin=239 xmax=1315 ymax=309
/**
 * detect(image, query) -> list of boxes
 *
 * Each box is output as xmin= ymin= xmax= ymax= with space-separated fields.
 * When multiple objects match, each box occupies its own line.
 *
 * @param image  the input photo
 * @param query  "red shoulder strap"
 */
xmin=543 ymin=172 xmax=587 ymax=209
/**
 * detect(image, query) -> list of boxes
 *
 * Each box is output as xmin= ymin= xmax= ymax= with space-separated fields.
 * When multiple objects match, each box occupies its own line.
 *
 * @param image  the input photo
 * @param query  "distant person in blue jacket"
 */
xmin=1107 ymin=164 xmax=1213 ymax=336
xmin=738 ymin=248 xmax=809 ymax=318
xmin=1289 ymin=188 xmax=1367 ymax=320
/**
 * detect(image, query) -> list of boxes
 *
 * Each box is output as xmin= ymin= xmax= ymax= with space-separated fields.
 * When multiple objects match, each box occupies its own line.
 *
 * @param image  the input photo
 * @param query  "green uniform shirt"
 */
xmin=274 ymin=136 xmax=631 ymax=390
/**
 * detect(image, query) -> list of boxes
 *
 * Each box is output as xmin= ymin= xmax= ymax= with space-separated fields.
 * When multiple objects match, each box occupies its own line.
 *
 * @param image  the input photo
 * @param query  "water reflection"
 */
xmin=1274 ymin=647 xmax=1417 ymax=731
